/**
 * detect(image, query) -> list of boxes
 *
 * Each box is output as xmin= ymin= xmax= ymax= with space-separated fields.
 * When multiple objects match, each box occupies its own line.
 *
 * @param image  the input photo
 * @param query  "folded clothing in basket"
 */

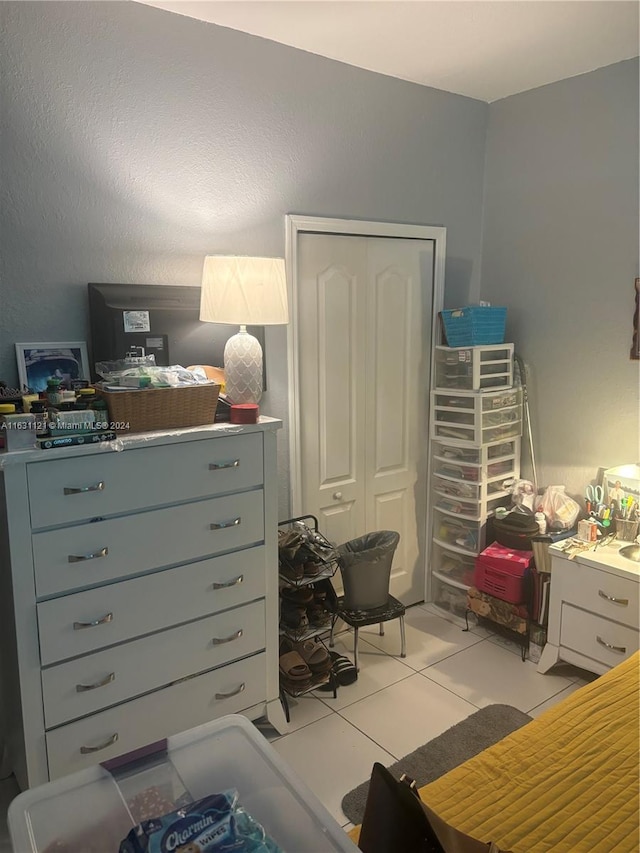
xmin=119 ymin=789 xmax=283 ymax=853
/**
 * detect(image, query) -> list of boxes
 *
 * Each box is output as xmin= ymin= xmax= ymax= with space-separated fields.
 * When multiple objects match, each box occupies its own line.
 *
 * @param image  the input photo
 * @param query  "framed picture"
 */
xmin=15 ymin=341 xmax=90 ymax=393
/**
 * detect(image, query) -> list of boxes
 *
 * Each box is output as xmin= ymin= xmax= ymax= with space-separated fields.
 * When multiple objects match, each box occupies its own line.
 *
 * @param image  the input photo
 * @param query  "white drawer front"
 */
xmin=28 ymin=432 xmax=264 ymax=528
xmin=561 ymin=565 xmax=639 ymax=629
xmin=42 ymin=600 xmax=266 ymax=728
xmin=561 ymin=604 xmax=640 ymax=668
xmin=46 ymin=653 xmax=267 ymax=780
xmin=38 ymin=545 xmax=266 ymax=665
xmin=33 ymin=490 xmax=264 ymax=598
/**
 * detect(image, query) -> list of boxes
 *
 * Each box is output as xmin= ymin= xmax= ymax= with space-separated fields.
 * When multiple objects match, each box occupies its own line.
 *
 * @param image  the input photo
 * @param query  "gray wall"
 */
xmin=481 ymin=59 xmax=639 ymax=500
xmin=0 ymin=1 xmax=488 ymax=515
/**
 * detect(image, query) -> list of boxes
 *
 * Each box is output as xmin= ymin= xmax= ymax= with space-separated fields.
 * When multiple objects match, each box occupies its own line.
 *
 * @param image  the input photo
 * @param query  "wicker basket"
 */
xmin=98 ymin=384 xmax=220 ymax=434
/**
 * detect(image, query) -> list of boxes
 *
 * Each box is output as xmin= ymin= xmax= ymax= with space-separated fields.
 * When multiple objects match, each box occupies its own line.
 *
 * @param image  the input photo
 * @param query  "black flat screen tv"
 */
xmin=87 ymin=283 xmax=266 ymax=386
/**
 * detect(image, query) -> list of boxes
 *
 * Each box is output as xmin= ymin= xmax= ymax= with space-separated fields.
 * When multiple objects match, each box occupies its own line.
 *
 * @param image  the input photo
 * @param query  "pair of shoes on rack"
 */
xmin=316 ymin=651 xmax=358 ymax=691
xmin=279 ymin=638 xmax=332 ymax=693
xmin=278 ymin=522 xmax=339 ymax=582
xmin=280 ymin=585 xmax=333 ymax=635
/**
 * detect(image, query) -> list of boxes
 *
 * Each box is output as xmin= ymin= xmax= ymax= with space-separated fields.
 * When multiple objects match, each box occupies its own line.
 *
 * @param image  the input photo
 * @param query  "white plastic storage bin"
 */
xmin=430 ymin=574 xmax=469 ymax=619
xmin=432 ymin=507 xmax=486 ymax=555
xmin=431 ymin=388 xmax=522 ymax=446
xmin=434 ymin=344 xmax=514 ymax=391
xmin=430 ymin=542 xmax=475 ymax=587
xmin=432 ymin=438 xmax=520 ymax=465
xmin=433 ymin=489 xmax=509 ymax=522
xmin=8 ymin=714 xmax=358 ymax=853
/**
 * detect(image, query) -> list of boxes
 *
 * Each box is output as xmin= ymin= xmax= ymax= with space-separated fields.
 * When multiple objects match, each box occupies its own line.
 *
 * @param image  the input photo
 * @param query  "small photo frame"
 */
xmin=15 ymin=341 xmax=90 ymax=393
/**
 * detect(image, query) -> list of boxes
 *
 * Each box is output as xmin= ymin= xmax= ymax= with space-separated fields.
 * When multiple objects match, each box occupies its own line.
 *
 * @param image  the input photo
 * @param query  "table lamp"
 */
xmin=199 ymin=255 xmax=288 ymax=405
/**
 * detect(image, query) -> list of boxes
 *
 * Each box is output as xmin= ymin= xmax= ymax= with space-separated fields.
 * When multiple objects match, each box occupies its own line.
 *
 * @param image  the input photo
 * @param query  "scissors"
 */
xmin=585 ymin=484 xmax=603 ymax=511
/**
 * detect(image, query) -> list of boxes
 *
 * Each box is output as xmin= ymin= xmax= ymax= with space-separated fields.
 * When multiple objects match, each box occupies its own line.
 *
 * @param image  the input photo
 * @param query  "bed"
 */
xmin=350 ymin=651 xmax=639 ymax=852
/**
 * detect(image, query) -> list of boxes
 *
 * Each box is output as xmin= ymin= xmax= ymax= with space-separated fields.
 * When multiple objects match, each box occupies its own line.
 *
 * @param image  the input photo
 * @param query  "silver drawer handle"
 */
xmin=73 ymin=612 xmax=113 ymax=630
xmin=64 ymin=482 xmax=105 ymax=496
xmin=76 ymin=672 xmax=116 ymax=692
xmin=209 ymin=459 xmax=240 ymax=470
xmin=211 ymin=629 xmax=243 ymax=646
xmin=212 ymin=574 xmax=244 ymax=590
xmin=598 ymin=590 xmax=629 ymax=606
xmin=210 ymin=517 xmax=241 ymax=530
xmin=215 ymin=682 xmax=246 ymax=700
xmin=596 ymin=636 xmax=626 ymax=654
xmin=80 ymin=733 xmax=118 ymax=754
xmin=68 ymin=547 xmax=109 ymax=563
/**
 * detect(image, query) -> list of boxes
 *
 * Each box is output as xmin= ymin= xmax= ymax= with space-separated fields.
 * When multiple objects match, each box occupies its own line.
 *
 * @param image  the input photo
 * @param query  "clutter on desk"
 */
xmin=538 ymin=485 xmax=580 ymax=530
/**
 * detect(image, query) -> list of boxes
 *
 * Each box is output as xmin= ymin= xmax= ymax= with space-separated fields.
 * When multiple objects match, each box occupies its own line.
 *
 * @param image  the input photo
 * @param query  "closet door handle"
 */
xmin=211 ymin=629 xmax=243 ymax=646
xmin=209 ymin=459 xmax=240 ymax=470
xmin=68 ymin=547 xmax=109 ymax=563
xmin=598 ymin=590 xmax=629 ymax=606
xmin=210 ymin=517 xmax=241 ymax=530
xmin=73 ymin=613 xmax=113 ymax=630
xmin=64 ymin=482 xmax=105 ymax=495
xmin=76 ymin=672 xmax=116 ymax=692
xmin=596 ymin=636 xmax=626 ymax=654
xmin=80 ymin=733 xmax=118 ymax=754
xmin=215 ymin=683 xmax=245 ymax=700
xmin=212 ymin=574 xmax=244 ymax=590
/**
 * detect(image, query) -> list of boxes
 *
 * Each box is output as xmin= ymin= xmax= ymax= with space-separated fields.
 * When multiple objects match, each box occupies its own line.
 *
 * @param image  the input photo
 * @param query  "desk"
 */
xmin=537 ymin=540 xmax=640 ymax=676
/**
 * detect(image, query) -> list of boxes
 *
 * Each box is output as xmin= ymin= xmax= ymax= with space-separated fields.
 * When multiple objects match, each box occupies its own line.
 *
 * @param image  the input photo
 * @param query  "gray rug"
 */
xmin=341 ymin=703 xmax=532 ymax=826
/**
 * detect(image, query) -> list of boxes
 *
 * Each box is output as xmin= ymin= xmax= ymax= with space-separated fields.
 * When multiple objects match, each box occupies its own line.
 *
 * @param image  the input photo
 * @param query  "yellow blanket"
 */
xmin=350 ymin=652 xmax=639 ymax=852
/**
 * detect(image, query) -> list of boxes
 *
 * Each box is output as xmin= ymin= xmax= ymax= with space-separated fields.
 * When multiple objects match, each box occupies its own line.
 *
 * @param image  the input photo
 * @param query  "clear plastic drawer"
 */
xmin=434 ymin=344 xmax=514 ymax=391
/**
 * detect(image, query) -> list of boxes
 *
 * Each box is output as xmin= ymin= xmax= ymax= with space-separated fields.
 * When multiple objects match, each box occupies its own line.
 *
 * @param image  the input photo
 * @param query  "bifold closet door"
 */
xmin=297 ymin=233 xmax=433 ymax=605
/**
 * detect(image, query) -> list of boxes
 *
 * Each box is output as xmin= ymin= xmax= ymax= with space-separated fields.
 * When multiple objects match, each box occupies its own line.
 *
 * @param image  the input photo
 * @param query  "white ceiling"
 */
xmin=138 ymin=0 xmax=639 ymax=102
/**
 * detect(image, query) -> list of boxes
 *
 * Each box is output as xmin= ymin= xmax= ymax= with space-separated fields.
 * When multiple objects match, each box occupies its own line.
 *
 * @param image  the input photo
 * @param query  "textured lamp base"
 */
xmin=224 ymin=327 xmax=263 ymax=404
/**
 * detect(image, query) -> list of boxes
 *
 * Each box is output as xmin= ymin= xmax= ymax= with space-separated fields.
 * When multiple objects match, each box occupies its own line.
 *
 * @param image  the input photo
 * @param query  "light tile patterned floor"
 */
xmin=1 ymin=603 xmax=596 ymax=847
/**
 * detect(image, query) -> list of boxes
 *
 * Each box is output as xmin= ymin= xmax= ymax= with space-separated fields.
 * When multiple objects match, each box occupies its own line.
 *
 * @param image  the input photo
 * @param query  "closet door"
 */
xmin=365 ymin=238 xmax=432 ymax=604
xmin=297 ymin=233 xmax=434 ymax=605
xmin=298 ymin=234 xmax=368 ymax=548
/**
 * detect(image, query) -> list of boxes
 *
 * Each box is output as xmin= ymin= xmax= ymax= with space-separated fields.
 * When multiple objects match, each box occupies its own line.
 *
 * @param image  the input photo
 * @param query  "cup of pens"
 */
xmin=615 ymin=518 xmax=639 ymax=542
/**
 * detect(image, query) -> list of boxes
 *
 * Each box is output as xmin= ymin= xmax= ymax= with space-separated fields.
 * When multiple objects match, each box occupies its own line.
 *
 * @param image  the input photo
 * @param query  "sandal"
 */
xmin=329 ymin=651 xmax=358 ymax=686
xmin=280 ymin=602 xmax=309 ymax=630
xmin=303 ymin=560 xmax=324 ymax=578
xmin=278 ymin=649 xmax=312 ymax=683
xmin=281 ymin=587 xmax=314 ymax=606
xmin=288 ymin=638 xmax=332 ymax=675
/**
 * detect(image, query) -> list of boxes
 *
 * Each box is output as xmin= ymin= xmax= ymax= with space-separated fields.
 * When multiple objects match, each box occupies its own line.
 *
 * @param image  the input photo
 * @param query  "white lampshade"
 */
xmin=200 ymin=256 xmax=288 ymax=325
xmin=199 ymin=255 xmax=288 ymax=405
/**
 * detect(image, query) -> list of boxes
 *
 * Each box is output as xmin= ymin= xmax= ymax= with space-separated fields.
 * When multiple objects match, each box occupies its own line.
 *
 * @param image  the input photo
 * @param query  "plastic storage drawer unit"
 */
xmin=431 ymin=388 xmax=522 ymax=446
xmin=434 ymin=344 xmax=514 ymax=391
xmin=430 ymin=542 xmax=476 ymax=587
xmin=431 ymin=575 xmax=468 ymax=618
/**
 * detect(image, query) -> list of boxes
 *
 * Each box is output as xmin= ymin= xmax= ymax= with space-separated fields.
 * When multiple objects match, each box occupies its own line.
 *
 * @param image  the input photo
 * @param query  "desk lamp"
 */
xmin=199 ymin=255 xmax=288 ymax=405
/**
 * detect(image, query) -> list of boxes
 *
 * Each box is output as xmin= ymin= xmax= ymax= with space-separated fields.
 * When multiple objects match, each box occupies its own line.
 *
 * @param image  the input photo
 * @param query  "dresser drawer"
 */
xmin=42 ymin=600 xmax=266 ymax=728
xmin=560 ymin=564 xmax=639 ymax=629
xmin=33 ymin=489 xmax=264 ymax=598
xmin=46 ymin=652 xmax=267 ymax=780
xmin=560 ymin=604 xmax=640 ymax=668
xmin=27 ymin=432 xmax=264 ymax=528
xmin=38 ymin=545 xmax=266 ymax=665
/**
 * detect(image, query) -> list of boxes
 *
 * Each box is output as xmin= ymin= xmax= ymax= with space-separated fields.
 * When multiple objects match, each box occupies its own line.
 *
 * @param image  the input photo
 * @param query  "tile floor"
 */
xmin=0 ymin=603 xmax=596 ymax=848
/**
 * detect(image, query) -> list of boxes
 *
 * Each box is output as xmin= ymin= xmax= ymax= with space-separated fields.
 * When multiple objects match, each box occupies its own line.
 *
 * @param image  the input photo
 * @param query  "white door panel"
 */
xmin=297 ymin=232 xmax=434 ymax=605
xmin=299 ymin=236 xmax=367 ymax=541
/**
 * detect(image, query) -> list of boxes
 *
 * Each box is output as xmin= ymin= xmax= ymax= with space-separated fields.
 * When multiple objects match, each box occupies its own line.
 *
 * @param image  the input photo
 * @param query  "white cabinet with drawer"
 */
xmin=0 ymin=420 xmax=286 ymax=788
xmin=537 ymin=541 xmax=640 ymax=676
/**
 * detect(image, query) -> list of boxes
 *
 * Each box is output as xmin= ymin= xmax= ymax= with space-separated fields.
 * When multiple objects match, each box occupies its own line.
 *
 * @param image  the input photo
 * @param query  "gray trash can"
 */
xmin=338 ymin=531 xmax=400 ymax=610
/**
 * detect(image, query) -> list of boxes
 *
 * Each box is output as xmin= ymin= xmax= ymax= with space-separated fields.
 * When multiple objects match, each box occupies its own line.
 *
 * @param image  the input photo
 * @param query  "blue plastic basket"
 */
xmin=440 ymin=306 xmax=507 ymax=347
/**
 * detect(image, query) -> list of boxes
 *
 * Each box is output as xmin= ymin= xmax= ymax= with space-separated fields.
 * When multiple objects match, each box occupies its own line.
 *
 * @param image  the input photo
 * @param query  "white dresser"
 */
xmin=537 ymin=541 xmax=640 ymax=676
xmin=0 ymin=419 xmax=286 ymax=789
